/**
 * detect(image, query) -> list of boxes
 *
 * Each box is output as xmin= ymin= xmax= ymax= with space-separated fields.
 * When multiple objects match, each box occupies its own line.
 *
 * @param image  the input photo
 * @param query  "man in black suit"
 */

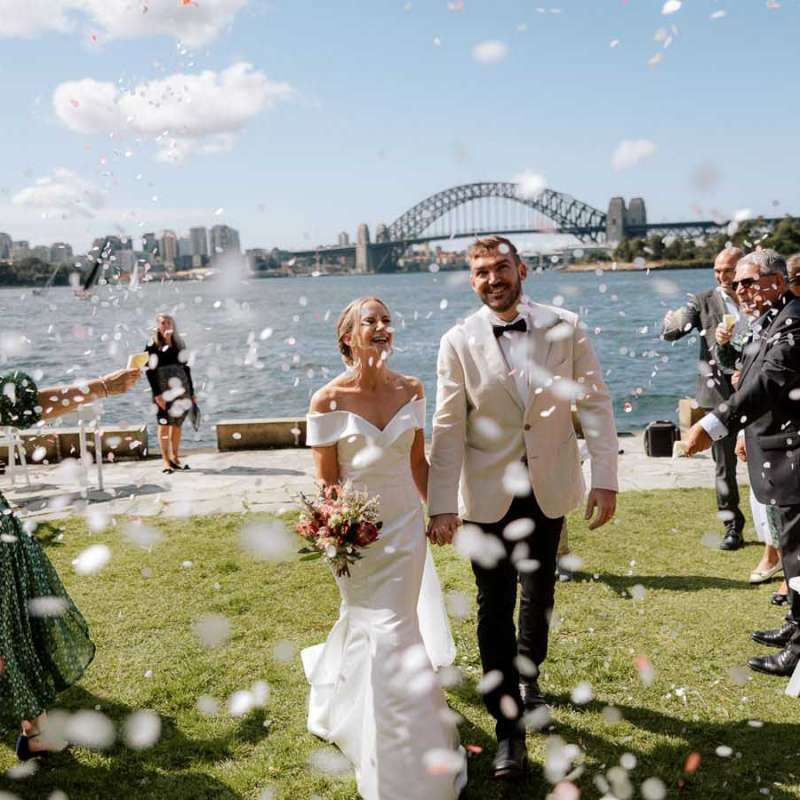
xmin=685 ymin=249 xmax=800 ymax=677
xmin=662 ymin=246 xmax=746 ymax=549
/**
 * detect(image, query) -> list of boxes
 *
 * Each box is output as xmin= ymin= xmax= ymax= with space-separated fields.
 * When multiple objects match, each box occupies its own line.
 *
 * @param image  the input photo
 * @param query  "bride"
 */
xmin=301 ymin=296 xmax=467 ymax=799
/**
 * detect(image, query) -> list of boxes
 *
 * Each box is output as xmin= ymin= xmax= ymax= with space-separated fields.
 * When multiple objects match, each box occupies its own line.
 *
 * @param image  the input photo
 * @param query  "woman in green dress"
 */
xmin=0 ymin=366 xmax=140 ymax=759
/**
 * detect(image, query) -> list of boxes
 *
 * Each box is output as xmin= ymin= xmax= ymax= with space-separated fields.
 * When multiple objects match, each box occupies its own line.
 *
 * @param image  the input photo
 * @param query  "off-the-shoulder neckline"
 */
xmin=308 ymin=396 xmax=422 ymax=434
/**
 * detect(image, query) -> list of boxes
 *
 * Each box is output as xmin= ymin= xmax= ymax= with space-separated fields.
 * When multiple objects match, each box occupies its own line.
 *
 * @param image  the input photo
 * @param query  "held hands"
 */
xmin=584 ymin=488 xmax=617 ymax=530
xmin=735 ymin=436 xmax=747 ymax=463
xmin=684 ymin=422 xmax=713 ymax=456
xmin=101 ymin=368 xmax=141 ymax=397
xmin=427 ymin=513 xmax=461 ymax=546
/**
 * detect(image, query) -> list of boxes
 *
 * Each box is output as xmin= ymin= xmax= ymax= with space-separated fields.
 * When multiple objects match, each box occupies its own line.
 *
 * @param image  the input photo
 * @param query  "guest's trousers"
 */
xmin=710 ymin=430 xmax=741 ymax=517
xmin=467 ymin=493 xmax=562 ymax=741
xmin=777 ymin=504 xmax=800 ymax=654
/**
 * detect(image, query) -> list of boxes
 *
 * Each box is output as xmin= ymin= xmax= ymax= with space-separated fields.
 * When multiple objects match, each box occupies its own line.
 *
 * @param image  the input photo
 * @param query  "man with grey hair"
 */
xmin=662 ymin=246 xmax=746 ymax=549
xmin=686 ymin=249 xmax=800 ymax=679
xmin=786 ymin=254 xmax=800 ymax=298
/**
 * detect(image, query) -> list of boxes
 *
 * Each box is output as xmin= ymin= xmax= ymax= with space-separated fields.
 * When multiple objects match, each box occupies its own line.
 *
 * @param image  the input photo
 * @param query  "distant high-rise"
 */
xmin=31 ymin=246 xmax=50 ymax=262
xmin=209 ymin=224 xmax=241 ymax=257
xmin=189 ymin=226 xmax=209 ymax=258
xmin=11 ymin=241 xmax=30 ymax=262
xmin=50 ymin=242 xmax=73 ymax=263
xmin=159 ymin=230 xmax=179 ymax=268
xmin=142 ymin=232 xmax=159 ymax=260
xmin=178 ymin=237 xmax=191 ymax=257
xmin=337 ymin=231 xmax=350 ymax=246
xmin=0 ymin=233 xmax=12 ymax=260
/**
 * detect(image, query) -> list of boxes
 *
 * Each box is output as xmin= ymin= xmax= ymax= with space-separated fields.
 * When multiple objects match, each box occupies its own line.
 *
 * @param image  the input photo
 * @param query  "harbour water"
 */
xmin=0 ymin=267 xmax=711 ymax=449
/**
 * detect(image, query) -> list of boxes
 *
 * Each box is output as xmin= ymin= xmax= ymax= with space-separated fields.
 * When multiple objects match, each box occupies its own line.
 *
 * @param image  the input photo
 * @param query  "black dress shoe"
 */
xmin=771 ymin=591 xmax=790 ymax=607
xmin=520 ymin=679 xmax=548 ymax=712
xmin=752 ymin=621 xmax=798 ymax=648
xmin=748 ymin=647 xmax=800 ymax=677
xmin=493 ymin=738 xmax=528 ymax=781
xmin=719 ymin=528 xmax=744 ymax=551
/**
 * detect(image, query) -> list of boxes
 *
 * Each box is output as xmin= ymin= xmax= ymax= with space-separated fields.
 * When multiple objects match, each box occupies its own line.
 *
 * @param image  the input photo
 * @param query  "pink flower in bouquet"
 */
xmin=294 ymin=483 xmax=382 ymax=577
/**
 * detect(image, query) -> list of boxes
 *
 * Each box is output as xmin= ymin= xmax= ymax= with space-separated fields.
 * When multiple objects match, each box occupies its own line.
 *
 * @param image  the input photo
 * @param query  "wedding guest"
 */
xmin=685 ymin=249 xmax=800 ymax=678
xmin=662 ymin=247 xmax=746 ymax=549
xmin=0 ymin=367 xmax=140 ymax=759
xmin=787 ymin=254 xmax=800 ymax=298
xmin=714 ymin=292 xmax=783 ymax=588
xmin=145 ymin=313 xmax=195 ymax=474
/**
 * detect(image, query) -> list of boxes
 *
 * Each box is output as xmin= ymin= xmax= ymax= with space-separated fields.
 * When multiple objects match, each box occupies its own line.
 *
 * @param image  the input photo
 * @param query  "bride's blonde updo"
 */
xmin=336 ymin=296 xmax=390 ymax=365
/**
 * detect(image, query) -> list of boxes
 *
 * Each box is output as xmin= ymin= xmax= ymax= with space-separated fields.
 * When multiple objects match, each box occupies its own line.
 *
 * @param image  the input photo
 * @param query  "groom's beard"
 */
xmin=480 ymin=279 xmax=522 ymax=314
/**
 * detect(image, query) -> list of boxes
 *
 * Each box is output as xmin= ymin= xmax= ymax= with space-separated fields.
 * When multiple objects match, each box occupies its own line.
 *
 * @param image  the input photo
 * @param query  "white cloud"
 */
xmin=661 ymin=0 xmax=682 ymax=14
xmin=472 ymin=40 xmax=508 ymax=64
xmin=611 ymin=139 xmax=657 ymax=171
xmin=12 ymin=168 xmax=107 ymax=218
xmin=53 ymin=62 xmax=293 ymax=163
xmin=0 ymin=0 xmax=247 ymax=46
xmin=0 ymin=0 xmax=75 ymax=37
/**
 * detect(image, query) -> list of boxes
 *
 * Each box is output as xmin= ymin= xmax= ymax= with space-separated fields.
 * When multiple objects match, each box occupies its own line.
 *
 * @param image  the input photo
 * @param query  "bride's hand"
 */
xmin=427 ymin=513 xmax=460 ymax=546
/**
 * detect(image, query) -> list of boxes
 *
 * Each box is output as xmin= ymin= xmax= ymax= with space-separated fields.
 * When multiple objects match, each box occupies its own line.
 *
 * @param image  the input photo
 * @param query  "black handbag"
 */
xmin=190 ymin=401 xmax=202 ymax=432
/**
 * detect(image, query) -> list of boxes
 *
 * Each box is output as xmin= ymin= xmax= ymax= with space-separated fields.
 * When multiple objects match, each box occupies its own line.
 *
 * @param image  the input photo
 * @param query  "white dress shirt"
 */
xmin=490 ymin=305 xmax=534 ymax=407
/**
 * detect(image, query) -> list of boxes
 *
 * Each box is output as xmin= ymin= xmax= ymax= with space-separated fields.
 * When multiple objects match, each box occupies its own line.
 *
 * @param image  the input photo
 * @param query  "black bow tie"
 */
xmin=493 ymin=318 xmax=527 ymax=338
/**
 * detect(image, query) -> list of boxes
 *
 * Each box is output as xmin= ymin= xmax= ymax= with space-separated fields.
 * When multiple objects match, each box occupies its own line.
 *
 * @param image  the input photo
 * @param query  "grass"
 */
xmin=2 ymin=488 xmax=800 ymax=799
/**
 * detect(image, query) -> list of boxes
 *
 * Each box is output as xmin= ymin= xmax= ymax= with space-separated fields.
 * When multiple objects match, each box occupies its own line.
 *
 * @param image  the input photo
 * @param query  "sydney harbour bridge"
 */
xmin=288 ymin=181 xmax=785 ymax=273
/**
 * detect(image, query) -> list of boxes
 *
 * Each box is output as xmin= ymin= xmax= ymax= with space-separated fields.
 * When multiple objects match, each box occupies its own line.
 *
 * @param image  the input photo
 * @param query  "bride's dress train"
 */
xmin=302 ymin=398 xmax=467 ymax=799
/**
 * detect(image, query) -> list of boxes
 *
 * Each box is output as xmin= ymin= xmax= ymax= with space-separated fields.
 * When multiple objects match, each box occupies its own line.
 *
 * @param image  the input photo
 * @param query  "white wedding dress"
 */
xmin=302 ymin=397 xmax=467 ymax=800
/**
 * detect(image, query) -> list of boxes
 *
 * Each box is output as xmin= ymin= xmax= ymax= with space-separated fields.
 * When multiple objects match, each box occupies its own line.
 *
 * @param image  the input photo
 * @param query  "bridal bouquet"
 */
xmin=294 ymin=483 xmax=382 ymax=577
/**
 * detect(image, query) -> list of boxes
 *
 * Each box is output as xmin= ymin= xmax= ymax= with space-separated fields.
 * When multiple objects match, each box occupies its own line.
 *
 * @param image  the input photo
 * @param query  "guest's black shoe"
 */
xmin=520 ymin=679 xmax=548 ymax=713
xmin=492 ymin=738 xmax=528 ymax=781
xmin=719 ymin=526 xmax=744 ymax=551
xmin=170 ymin=460 xmax=190 ymax=471
xmin=771 ymin=591 xmax=790 ymax=607
xmin=748 ymin=647 xmax=800 ymax=677
xmin=752 ymin=621 xmax=798 ymax=648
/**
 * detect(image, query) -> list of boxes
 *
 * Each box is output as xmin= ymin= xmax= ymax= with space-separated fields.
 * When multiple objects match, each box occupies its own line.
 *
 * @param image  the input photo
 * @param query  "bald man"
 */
xmin=662 ymin=247 xmax=746 ymax=549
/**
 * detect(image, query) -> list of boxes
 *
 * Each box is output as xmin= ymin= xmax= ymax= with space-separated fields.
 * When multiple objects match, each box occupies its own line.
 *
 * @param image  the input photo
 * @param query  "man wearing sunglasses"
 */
xmin=662 ymin=247 xmax=746 ymax=549
xmin=685 ymin=249 xmax=800 ymax=679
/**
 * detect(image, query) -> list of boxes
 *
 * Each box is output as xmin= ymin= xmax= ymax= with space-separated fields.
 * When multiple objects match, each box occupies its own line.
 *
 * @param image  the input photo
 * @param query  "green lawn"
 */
xmin=2 ymin=488 xmax=800 ymax=799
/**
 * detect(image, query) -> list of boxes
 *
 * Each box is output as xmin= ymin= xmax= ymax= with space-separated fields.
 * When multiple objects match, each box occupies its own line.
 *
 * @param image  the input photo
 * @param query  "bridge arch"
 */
xmin=386 ymin=182 xmax=608 ymax=243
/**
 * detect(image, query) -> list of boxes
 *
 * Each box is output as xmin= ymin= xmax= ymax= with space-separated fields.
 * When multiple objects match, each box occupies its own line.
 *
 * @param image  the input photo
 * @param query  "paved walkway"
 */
xmin=1 ymin=434 xmax=749 ymax=521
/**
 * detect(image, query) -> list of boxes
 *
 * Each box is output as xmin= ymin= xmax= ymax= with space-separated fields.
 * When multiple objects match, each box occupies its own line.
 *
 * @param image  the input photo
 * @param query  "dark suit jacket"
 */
xmin=715 ymin=293 xmax=800 ymax=506
xmin=662 ymin=287 xmax=735 ymax=408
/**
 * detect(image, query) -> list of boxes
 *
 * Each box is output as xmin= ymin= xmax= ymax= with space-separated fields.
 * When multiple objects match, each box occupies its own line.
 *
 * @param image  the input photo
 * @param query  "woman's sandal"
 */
xmin=162 ymin=466 xmax=174 ymax=474
xmin=15 ymin=734 xmax=67 ymax=761
xmin=170 ymin=460 xmax=190 ymax=471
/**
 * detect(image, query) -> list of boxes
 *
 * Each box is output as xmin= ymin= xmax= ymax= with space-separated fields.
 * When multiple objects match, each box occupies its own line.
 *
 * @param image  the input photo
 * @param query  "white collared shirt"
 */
xmin=490 ymin=305 xmax=534 ymax=406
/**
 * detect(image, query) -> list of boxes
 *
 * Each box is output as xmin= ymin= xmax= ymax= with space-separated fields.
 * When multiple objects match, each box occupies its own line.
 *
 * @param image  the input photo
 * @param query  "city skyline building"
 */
xmin=159 ymin=230 xmax=179 ymax=268
xmin=210 ymin=224 xmax=241 ymax=257
xmin=0 ymin=233 xmax=11 ymax=260
xmin=189 ymin=226 xmax=209 ymax=258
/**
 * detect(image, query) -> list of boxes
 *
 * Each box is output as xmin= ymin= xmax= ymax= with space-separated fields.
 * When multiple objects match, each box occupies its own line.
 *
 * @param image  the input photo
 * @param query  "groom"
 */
xmin=427 ymin=236 xmax=619 ymax=780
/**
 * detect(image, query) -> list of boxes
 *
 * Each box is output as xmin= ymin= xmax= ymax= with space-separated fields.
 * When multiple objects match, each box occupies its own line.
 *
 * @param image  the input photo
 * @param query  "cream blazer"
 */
xmin=428 ymin=302 xmax=619 ymax=523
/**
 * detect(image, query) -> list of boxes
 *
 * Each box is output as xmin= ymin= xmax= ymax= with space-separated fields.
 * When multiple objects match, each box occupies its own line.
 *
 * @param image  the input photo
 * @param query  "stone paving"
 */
xmin=1 ymin=434 xmax=749 ymax=522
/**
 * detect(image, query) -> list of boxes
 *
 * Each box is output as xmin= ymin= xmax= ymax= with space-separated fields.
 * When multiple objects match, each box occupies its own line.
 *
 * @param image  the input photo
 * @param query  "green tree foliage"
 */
xmin=614 ymin=216 xmax=800 ymax=265
xmin=0 ymin=258 xmax=75 ymax=287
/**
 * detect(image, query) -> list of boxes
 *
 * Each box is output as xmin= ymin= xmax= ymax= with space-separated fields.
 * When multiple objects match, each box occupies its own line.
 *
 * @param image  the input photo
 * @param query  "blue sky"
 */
xmin=1 ymin=0 xmax=798 ymax=252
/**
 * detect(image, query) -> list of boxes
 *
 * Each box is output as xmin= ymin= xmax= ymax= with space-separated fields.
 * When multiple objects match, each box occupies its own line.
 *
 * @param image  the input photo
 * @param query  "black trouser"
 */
xmin=777 ymin=504 xmax=800 ymax=655
xmin=711 ymin=431 xmax=741 ymax=519
xmin=468 ymin=494 xmax=562 ymax=741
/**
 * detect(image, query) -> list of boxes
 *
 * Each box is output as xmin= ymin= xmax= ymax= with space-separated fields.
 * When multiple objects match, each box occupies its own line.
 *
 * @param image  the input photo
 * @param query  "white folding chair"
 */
xmin=76 ymin=402 xmax=104 ymax=492
xmin=0 ymin=426 xmax=31 ymax=487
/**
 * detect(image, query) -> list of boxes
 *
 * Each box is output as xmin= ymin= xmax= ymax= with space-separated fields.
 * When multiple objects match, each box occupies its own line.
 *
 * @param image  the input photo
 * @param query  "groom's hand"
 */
xmin=427 ymin=513 xmax=460 ymax=546
xmin=585 ymin=488 xmax=617 ymax=530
